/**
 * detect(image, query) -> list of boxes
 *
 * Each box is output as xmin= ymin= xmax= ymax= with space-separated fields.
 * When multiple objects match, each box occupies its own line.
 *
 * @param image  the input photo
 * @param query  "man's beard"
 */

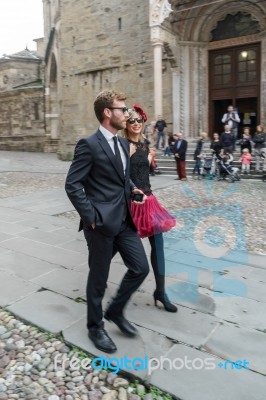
xmin=110 ymin=119 xmax=126 ymax=131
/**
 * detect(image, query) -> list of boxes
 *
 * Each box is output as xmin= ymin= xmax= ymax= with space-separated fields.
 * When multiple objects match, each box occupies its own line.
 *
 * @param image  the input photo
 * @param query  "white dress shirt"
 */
xmin=99 ymin=125 xmax=126 ymax=174
xmin=221 ymin=112 xmax=240 ymax=128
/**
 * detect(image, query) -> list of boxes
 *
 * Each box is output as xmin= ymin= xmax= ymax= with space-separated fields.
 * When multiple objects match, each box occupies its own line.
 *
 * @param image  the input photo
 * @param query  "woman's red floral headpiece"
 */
xmin=132 ymin=103 xmax=148 ymax=122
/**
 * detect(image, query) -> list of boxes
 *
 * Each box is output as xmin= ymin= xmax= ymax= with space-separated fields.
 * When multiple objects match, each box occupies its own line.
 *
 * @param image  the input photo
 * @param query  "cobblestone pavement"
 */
xmin=0 ymin=151 xmax=68 ymax=199
xmin=0 ymin=151 xmax=265 ymax=254
xmin=0 ymin=310 xmax=155 ymax=400
xmin=155 ymin=180 xmax=266 ymax=255
xmin=59 ymin=181 xmax=266 ymax=255
xmin=0 ymin=172 xmax=66 ymax=199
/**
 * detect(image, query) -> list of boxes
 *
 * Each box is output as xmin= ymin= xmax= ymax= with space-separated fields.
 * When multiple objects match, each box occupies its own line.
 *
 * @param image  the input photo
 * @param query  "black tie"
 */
xmin=113 ymin=136 xmax=124 ymax=177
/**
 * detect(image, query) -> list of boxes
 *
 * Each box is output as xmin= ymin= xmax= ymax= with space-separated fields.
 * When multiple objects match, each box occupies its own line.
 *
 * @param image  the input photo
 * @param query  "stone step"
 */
xmin=155 ymin=157 xmax=264 ymax=179
xmin=156 ymin=157 xmax=258 ymax=166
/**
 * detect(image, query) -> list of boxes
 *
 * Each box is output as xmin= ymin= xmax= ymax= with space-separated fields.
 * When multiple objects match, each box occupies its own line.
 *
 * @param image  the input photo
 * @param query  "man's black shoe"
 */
xmin=104 ymin=312 xmax=138 ymax=337
xmin=88 ymin=328 xmax=117 ymax=353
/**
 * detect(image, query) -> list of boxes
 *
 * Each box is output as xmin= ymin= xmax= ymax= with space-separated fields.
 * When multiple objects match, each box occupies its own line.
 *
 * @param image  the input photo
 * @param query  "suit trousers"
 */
xmin=112 ymin=233 xmax=166 ymax=297
xmin=83 ymin=220 xmax=149 ymax=331
xmin=175 ymin=159 xmax=187 ymax=179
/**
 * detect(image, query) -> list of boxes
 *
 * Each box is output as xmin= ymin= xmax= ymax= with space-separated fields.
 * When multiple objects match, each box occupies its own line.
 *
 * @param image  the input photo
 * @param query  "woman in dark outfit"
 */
xmin=236 ymin=127 xmax=252 ymax=154
xmin=123 ymin=104 xmax=177 ymax=312
xmin=210 ymin=132 xmax=223 ymax=156
xmin=192 ymin=132 xmax=208 ymax=179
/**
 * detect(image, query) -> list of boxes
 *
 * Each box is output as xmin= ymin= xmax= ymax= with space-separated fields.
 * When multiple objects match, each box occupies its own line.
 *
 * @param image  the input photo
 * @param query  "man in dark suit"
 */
xmin=65 ymin=90 xmax=149 ymax=354
xmin=221 ymin=105 xmax=240 ymax=148
xmin=174 ymin=133 xmax=188 ymax=180
xmin=221 ymin=125 xmax=234 ymax=154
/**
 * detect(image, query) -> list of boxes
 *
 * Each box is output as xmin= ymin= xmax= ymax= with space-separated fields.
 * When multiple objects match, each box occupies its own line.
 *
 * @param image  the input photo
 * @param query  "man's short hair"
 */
xmin=94 ymin=89 xmax=126 ymax=122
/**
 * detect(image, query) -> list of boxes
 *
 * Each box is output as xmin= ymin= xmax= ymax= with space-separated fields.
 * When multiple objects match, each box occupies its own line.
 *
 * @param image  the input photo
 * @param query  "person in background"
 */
xmin=210 ymin=132 xmax=222 ymax=176
xmin=144 ymin=120 xmax=156 ymax=147
xmin=236 ymin=127 xmax=252 ymax=154
xmin=154 ymin=115 xmax=167 ymax=150
xmin=174 ymin=133 xmax=188 ymax=181
xmin=192 ymin=132 xmax=208 ymax=179
xmin=221 ymin=105 xmax=240 ymax=149
xmin=123 ymin=103 xmax=177 ymax=313
xmin=253 ymin=125 xmax=266 ymax=171
xmin=164 ymin=133 xmax=177 ymax=156
xmin=239 ymin=148 xmax=252 ymax=175
xmin=210 ymin=132 xmax=222 ymax=156
xmin=221 ymin=125 xmax=234 ymax=154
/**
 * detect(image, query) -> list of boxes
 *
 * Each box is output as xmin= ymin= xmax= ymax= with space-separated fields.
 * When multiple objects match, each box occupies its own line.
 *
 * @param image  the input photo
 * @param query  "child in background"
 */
xmin=239 ymin=148 xmax=252 ymax=175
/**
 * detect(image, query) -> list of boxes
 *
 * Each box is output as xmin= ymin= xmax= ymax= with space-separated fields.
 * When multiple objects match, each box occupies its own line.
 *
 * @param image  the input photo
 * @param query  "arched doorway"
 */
xmin=209 ymin=12 xmax=261 ymax=136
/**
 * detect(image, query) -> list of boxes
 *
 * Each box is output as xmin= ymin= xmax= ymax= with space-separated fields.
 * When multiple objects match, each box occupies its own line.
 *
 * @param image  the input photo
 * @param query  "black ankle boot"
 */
xmin=153 ymin=292 xmax=178 ymax=313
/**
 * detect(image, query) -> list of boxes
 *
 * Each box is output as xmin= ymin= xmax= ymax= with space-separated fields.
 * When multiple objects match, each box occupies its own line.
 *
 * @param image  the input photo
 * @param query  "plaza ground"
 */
xmin=0 ymin=151 xmax=265 ymax=399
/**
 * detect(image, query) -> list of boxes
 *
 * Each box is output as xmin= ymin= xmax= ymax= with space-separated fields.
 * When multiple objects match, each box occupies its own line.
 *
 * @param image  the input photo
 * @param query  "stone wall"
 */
xmin=47 ymin=0 xmax=266 ymax=155
xmin=0 ymin=60 xmax=41 ymax=93
xmin=0 ymin=88 xmax=45 ymax=151
xmin=57 ymin=0 xmax=173 ymax=158
xmin=43 ymin=0 xmax=61 ymax=48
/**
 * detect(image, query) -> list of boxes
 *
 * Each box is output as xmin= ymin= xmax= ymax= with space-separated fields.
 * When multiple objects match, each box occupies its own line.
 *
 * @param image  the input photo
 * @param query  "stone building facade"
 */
xmin=43 ymin=0 xmax=266 ymax=158
xmin=0 ymin=49 xmax=45 ymax=151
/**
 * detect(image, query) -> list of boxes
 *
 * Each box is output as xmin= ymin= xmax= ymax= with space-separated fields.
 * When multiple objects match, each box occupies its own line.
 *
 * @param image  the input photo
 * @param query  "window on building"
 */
xmin=213 ymin=54 xmax=232 ymax=86
xmin=210 ymin=45 xmax=259 ymax=89
xmin=34 ymin=102 xmax=40 ymax=120
xmin=238 ymin=50 xmax=257 ymax=83
xmin=118 ymin=18 xmax=122 ymax=30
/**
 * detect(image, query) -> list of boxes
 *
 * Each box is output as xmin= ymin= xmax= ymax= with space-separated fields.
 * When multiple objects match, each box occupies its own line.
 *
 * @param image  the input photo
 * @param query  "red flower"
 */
xmin=133 ymin=103 xmax=148 ymax=122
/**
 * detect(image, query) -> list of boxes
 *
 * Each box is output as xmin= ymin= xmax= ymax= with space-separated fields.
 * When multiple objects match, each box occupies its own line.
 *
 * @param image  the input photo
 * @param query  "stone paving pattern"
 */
xmin=0 ymin=151 xmax=266 ymax=399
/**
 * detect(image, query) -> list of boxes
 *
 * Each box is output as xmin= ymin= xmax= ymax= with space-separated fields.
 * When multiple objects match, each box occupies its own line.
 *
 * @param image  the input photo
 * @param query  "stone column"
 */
xmin=260 ymin=34 xmax=266 ymax=127
xmin=171 ymin=68 xmax=179 ymax=133
xmin=153 ymin=40 xmax=164 ymax=117
xmin=149 ymin=0 xmax=173 ymax=119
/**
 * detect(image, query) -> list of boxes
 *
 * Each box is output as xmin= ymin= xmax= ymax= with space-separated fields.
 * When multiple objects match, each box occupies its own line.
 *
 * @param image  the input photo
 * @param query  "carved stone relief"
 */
xmin=150 ymin=0 xmax=172 ymax=26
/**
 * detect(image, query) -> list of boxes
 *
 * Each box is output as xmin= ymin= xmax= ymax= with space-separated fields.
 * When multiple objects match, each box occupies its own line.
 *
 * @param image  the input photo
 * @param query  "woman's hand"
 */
xmin=132 ymin=188 xmax=147 ymax=204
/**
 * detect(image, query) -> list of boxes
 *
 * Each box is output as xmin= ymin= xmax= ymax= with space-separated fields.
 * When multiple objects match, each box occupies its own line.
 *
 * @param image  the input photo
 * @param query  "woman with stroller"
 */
xmin=122 ymin=103 xmax=177 ymax=313
xmin=192 ymin=132 xmax=208 ymax=179
xmin=216 ymin=149 xmax=240 ymax=181
xmin=209 ymin=133 xmax=222 ymax=177
xmin=210 ymin=132 xmax=222 ymax=156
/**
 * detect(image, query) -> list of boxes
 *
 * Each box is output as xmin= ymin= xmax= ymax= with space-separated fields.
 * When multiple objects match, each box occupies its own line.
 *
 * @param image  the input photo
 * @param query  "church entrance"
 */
xmin=209 ymin=43 xmax=260 ymax=137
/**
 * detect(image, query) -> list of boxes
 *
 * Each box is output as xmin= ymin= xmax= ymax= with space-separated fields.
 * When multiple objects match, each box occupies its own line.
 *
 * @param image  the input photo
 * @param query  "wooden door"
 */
xmin=209 ymin=43 xmax=260 ymax=136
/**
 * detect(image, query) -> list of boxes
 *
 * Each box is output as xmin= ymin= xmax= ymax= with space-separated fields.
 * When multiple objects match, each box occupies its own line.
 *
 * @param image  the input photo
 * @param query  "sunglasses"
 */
xmin=109 ymin=107 xmax=129 ymax=114
xmin=127 ymin=118 xmax=143 ymax=124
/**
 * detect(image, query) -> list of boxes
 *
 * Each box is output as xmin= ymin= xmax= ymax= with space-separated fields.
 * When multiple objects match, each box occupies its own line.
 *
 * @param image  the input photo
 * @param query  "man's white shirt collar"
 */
xmin=100 ymin=125 xmax=118 ymax=142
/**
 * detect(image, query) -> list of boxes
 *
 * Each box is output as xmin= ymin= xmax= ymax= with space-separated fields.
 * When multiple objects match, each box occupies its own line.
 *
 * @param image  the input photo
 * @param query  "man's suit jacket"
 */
xmin=174 ymin=139 xmax=187 ymax=161
xmin=221 ymin=132 xmax=234 ymax=148
xmin=65 ymin=129 xmax=136 ymax=236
